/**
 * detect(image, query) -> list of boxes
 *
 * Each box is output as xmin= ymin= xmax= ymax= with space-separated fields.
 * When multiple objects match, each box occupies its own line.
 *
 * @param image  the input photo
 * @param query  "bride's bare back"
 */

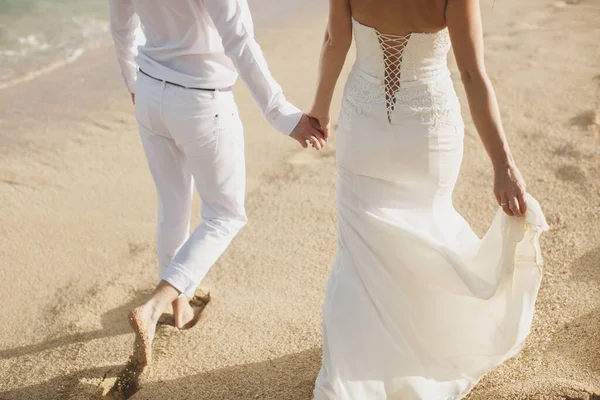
xmin=311 ymin=0 xmax=528 ymax=218
xmin=349 ymin=0 xmax=448 ymax=35
xmin=349 ymin=0 xmax=450 ymax=120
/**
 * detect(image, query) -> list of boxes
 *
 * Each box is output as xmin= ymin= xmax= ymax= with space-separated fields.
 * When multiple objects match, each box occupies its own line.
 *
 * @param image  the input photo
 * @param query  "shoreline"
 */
xmin=0 ymin=0 xmax=325 ymax=92
xmin=0 ymin=46 xmax=88 ymax=91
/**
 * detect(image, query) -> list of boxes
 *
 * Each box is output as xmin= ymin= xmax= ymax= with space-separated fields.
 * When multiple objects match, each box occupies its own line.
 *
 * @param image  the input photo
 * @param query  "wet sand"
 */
xmin=0 ymin=0 xmax=599 ymax=399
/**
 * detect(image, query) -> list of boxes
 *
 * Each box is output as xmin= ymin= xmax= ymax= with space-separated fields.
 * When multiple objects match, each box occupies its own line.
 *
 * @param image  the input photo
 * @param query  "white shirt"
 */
xmin=109 ymin=0 xmax=302 ymax=135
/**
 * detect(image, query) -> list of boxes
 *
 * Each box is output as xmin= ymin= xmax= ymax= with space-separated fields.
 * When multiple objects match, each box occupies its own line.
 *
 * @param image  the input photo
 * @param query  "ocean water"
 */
xmin=0 ymin=0 xmax=325 ymax=88
xmin=0 ymin=0 xmax=110 ymax=87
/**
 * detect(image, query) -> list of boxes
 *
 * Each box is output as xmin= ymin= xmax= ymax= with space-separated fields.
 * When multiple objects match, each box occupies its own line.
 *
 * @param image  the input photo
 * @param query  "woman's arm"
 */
xmin=446 ymin=0 xmax=527 ymax=216
xmin=309 ymin=0 xmax=353 ymax=138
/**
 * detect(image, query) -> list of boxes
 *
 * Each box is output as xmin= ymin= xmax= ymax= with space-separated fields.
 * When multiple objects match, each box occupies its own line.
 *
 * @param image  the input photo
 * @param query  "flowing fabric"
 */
xmin=313 ymin=19 xmax=548 ymax=400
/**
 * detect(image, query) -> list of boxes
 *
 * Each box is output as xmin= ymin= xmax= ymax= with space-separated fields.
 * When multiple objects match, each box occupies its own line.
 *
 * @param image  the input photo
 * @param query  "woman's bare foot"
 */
xmin=172 ymin=293 xmax=210 ymax=330
xmin=128 ymin=304 xmax=161 ymax=368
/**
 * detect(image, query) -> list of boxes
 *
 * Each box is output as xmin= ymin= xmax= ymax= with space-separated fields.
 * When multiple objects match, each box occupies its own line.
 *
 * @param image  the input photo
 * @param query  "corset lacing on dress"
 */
xmin=375 ymin=30 xmax=411 ymax=123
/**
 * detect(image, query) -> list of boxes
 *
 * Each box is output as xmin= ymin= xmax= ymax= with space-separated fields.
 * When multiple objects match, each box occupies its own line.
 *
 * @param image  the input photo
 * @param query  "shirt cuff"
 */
xmin=266 ymin=101 xmax=303 ymax=135
xmin=125 ymin=74 xmax=137 ymax=94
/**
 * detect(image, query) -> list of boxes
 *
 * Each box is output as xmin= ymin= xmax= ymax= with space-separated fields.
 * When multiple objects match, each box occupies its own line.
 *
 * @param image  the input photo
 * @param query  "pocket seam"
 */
xmin=181 ymin=113 xmax=220 ymax=158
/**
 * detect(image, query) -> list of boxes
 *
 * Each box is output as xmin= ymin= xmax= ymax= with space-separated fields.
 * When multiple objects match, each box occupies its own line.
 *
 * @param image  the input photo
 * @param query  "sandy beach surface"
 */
xmin=1 ymin=0 xmax=599 ymax=399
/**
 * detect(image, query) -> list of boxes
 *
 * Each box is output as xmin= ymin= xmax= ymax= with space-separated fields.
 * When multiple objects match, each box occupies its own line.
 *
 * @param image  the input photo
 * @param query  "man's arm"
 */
xmin=109 ymin=0 xmax=142 ymax=95
xmin=204 ymin=0 xmax=319 ymax=141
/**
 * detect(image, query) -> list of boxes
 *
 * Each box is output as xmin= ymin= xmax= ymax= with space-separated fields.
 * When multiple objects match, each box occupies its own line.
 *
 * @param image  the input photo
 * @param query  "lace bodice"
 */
xmin=342 ymin=18 xmax=460 ymax=126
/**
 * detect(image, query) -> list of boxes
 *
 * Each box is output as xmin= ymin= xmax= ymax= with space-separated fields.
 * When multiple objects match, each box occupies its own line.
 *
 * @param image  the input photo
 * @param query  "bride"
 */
xmin=308 ymin=0 xmax=549 ymax=398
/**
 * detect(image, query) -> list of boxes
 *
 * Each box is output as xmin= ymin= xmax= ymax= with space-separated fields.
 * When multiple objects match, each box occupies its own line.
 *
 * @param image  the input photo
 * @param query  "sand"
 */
xmin=0 ymin=0 xmax=599 ymax=399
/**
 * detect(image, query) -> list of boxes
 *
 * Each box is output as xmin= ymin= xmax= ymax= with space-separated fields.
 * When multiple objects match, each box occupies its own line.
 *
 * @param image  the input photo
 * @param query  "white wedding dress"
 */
xmin=313 ymin=18 xmax=549 ymax=400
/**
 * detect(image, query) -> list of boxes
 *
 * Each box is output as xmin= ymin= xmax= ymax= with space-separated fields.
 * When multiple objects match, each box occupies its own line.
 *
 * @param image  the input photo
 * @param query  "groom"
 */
xmin=109 ymin=0 xmax=326 ymax=367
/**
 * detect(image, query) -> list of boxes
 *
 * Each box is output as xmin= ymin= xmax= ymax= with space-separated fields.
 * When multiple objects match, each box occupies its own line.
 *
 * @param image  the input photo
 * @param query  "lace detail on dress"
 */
xmin=375 ymin=31 xmax=411 ymax=123
xmin=340 ymin=23 xmax=459 ymax=129
xmin=342 ymin=76 xmax=461 ymax=128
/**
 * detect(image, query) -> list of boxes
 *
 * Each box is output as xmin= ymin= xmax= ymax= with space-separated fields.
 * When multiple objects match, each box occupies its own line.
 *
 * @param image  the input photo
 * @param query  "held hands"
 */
xmin=289 ymin=114 xmax=328 ymax=150
xmin=494 ymin=163 xmax=527 ymax=217
xmin=307 ymin=110 xmax=331 ymax=142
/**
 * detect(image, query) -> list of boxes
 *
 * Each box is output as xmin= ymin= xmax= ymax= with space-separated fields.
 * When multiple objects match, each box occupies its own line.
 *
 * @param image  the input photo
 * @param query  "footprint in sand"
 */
xmin=569 ymin=109 xmax=600 ymax=135
xmin=105 ymin=359 xmax=142 ymax=399
xmin=0 ymin=178 xmax=25 ymax=187
xmin=90 ymin=119 xmax=113 ymax=131
xmin=555 ymin=164 xmax=587 ymax=183
xmin=480 ymin=379 xmax=600 ymax=400
xmin=553 ymin=143 xmax=582 ymax=158
xmin=128 ymin=241 xmax=151 ymax=258
xmin=554 ymin=0 xmax=583 ymax=8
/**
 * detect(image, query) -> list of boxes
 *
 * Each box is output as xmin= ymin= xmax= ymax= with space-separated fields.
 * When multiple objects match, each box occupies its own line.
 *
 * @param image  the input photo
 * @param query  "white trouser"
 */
xmin=134 ymin=72 xmax=247 ymax=298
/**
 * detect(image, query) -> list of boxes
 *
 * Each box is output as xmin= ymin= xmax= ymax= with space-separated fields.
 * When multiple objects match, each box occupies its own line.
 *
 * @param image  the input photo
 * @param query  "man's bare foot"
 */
xmin=128 ymin=304 xmax=160 ymax=369
xmin=172 ymin=293 xmax=210 ymax=330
